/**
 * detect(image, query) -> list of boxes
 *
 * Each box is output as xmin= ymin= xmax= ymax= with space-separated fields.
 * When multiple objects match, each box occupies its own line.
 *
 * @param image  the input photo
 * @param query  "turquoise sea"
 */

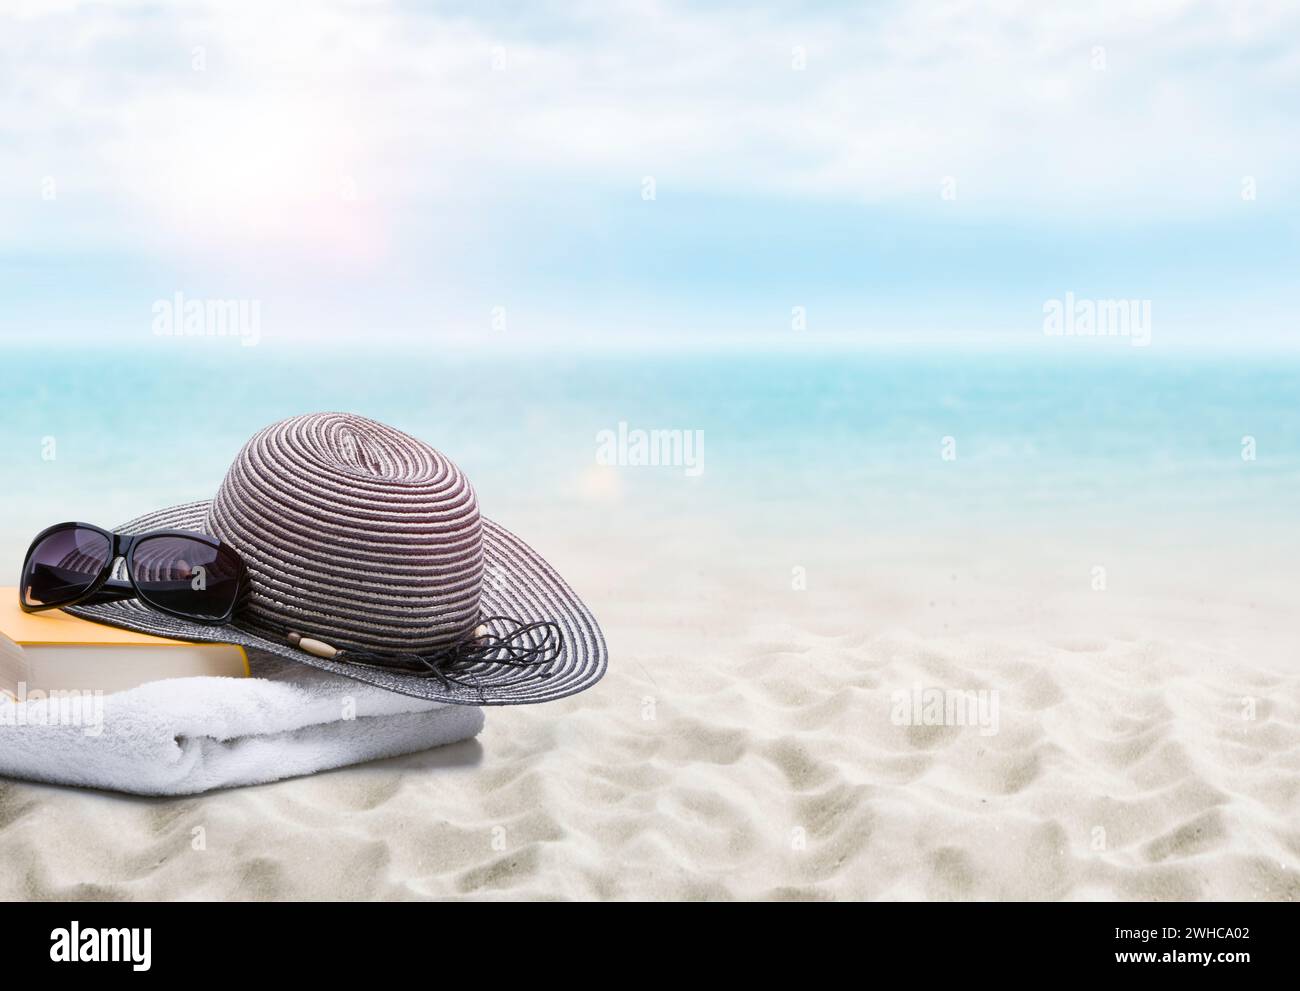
xmin=2 ymin=340 xmax=1297 ymax=570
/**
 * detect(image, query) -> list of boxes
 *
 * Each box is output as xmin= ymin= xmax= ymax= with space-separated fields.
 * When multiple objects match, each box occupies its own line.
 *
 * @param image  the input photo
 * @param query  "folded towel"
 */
xmin=0 ymin=649 xmax=484 ymax=795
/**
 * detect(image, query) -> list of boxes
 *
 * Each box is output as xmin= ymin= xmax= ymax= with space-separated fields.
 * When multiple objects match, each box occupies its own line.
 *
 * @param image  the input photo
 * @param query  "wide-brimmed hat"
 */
xmin=67 ymin=413 xmax=606 ymax=705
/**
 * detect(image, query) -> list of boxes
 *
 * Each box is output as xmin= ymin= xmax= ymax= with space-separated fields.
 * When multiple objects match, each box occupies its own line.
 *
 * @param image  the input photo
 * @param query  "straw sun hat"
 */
xmin=68 ymin=413 xmax=607 ymax=705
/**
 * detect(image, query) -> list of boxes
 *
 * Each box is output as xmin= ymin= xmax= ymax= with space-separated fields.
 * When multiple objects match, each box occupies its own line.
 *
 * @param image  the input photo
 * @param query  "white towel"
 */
xmin=0 ymin=650 xmax=484 ymax=795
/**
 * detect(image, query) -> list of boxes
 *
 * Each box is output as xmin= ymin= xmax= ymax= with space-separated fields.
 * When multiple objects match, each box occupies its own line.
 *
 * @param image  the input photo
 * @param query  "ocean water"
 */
xmin=1 ymin=340 xmax=1297 ymax=569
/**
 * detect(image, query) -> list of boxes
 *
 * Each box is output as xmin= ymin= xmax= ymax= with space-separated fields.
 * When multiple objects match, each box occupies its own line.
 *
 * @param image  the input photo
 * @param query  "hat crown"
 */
xmin=206 ymin=412 xmax=483 ymax=652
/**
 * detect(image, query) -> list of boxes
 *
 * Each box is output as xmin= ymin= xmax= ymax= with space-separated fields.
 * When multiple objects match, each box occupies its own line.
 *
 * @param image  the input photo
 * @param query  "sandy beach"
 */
xmin=2 ymin=506 xmax=1295 ymax=901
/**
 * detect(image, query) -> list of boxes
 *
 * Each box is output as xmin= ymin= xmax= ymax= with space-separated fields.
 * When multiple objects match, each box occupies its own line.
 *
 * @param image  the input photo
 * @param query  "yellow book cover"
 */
xmin=0 ymin=588 xmax=249 ymax=696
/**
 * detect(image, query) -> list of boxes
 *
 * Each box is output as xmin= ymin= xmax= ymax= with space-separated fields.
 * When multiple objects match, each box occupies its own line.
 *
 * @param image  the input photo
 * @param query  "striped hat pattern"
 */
xmin=69 ymin=413 xmax=607 ymax=705
xmin=207 ymin=413 xmax=484 ymax=653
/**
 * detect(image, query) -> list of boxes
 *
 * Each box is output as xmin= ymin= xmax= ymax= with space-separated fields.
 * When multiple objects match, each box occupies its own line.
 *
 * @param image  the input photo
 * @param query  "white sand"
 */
xmin=0 ymin=511 xmax=1296 ymax=900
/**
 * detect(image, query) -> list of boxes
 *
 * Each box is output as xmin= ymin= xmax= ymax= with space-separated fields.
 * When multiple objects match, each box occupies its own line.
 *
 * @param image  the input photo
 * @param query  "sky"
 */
xmin=0 ymin=0 xmax=1298 ymax=350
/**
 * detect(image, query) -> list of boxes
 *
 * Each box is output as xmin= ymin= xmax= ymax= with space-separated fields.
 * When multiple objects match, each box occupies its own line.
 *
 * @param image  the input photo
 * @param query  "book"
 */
xmin=0 ymin=588 xmax=248 ymax=698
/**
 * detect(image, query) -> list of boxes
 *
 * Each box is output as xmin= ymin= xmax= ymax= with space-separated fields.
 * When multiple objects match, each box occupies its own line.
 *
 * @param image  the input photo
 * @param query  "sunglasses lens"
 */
xmin=22 ymin=526 xmax=113 ymax=607
xmin=130 ymin=535 xmax=243 ymax=621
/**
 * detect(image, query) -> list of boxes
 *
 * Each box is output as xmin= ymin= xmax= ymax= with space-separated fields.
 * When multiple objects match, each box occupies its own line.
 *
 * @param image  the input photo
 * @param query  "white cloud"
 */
xmin=1 ymin=0 xmax=1297 ymax=267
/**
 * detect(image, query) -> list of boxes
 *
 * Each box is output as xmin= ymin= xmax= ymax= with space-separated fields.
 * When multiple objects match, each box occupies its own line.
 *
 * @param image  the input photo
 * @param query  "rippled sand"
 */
xmin=1 ymin=518 xmax=1297 ymax=900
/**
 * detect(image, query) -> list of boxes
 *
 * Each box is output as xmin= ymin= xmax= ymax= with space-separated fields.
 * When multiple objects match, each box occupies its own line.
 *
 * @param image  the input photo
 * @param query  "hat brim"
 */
xmin=67 ymin=501 xmax=607 ymax=705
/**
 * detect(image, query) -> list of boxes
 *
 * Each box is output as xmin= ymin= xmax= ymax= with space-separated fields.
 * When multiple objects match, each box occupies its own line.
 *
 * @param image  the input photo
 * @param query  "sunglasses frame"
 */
xmin=19 ymin=521 xmax=247 ymax=625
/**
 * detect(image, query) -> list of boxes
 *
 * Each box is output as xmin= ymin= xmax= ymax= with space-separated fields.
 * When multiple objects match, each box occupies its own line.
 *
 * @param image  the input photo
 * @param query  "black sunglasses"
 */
xmin=19 ymin=522 xmax=248 ymax=624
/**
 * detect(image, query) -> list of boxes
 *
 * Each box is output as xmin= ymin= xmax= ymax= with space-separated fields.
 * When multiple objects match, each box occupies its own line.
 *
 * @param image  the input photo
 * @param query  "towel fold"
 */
xmin=0 ymin=649 xmax=484 ymax=795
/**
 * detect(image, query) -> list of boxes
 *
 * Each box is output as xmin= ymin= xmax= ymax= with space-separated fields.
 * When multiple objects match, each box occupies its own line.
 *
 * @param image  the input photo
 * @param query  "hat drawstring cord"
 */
xmin=282 ymin=617 xmax=564 ymax=690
